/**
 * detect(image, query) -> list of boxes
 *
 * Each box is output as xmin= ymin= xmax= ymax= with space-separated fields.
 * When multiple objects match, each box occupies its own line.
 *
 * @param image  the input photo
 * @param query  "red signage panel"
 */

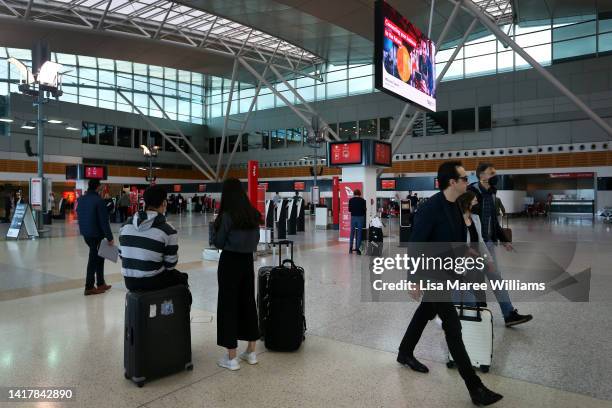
xmin=329 ymin=141 xmax=363 ymax=166
xmin=549 ymin=172 xmax=594 ymax=179
xmin=381 ymin=179 xmax=396 ymax=190
xmin=173 ymin=184 xmax=182 ymax=192
xmin=294 ymin=181 xmax=305 ymax=191
xmin=374 ymin=142 xmax=392 ymax=167
xmin=198 ymin=184 xmax=206 ymax=192
xmin=84 ymin=166 xmax=106 ymax=179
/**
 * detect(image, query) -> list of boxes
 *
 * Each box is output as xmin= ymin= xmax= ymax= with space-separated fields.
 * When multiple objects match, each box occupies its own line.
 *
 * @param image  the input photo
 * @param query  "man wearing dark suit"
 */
xmin=397 ymin=161 xmax=503 ymax=406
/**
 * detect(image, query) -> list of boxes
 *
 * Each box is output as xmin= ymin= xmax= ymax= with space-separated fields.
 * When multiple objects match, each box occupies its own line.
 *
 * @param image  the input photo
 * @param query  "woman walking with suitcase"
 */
xmin=212 ymin=178 xmax=261 ymax=371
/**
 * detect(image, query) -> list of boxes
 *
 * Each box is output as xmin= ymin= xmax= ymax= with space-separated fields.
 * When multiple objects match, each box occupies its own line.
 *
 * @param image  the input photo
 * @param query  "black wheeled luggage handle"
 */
xmin=270 ymin=240 xmax=294 ymax=266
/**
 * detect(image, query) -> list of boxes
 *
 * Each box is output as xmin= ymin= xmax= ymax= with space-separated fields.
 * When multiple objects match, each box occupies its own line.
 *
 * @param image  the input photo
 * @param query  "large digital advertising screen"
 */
xmin=328 ymin=141 xmax=363 ymax=166
xmin=374 ymin=0 xmax=436 ymax=112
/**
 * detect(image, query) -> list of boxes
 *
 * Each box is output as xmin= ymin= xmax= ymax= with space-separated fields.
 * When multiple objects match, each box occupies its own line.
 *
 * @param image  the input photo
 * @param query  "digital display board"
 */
xmin=381 ymin=179 xmax=396 ymax=190
xmin=294 ymin=181 xmax=305 ymax=191
xmin=328 ymin=141 xmax=363 ymax=166
xmin=198 ymin=184 xmax=206 ymax=192
xmin=84 ymin=165 xmax=106 ymax=180
xmin=375 ymin=0 xmax=436 ymax=112
xmin=373 ymin=141 xmax=392 ymax=167
xmin=173 ymin=184 xmax=182 ymax=192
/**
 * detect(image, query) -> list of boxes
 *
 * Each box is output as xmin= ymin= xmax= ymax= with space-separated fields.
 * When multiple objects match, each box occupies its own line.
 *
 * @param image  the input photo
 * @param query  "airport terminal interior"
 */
xmin=1 ymin=0 xmax=612 ymax=407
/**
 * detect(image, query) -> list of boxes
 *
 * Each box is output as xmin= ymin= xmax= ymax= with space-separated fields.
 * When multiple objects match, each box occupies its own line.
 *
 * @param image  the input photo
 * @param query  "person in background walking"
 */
xmin=212 ymin=178 xmax=260 ymax=371
xmin=76 ymin=179 xmax=114 ymax=296
xmin=118 ymin=190 xmax=130 ymax=223
xmin=348 ymin=189 xmax=367 ymax=255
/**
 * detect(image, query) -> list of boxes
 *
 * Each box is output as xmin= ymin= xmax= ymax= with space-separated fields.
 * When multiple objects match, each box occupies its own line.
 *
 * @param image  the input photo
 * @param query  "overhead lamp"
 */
xmin=21 ymin=121 xmax=36 ymax=130
xmin=47 ymin=119 xmax=63 ymax=124
xmin=0 ymin=118 xmax=14 ymax=123
xmin=65 ymin=125 xmax=78 ymax=131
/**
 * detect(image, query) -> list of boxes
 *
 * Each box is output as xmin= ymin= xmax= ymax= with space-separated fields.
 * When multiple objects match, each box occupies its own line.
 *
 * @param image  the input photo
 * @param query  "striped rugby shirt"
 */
xmin=119 ymin=211 xmax=178 ymax=278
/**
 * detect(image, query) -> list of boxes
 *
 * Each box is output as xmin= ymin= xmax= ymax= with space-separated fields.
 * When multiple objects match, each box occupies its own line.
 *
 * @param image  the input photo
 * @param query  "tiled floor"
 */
xmin=0 ymin=213 xmax=611 ymax=407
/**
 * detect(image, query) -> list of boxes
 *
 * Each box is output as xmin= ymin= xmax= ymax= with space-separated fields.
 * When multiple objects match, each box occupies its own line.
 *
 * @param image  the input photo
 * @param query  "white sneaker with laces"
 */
xmin=239 ymin=351 xmax=258 ymax=365
xmin=217 ymin=355 xmax=240 ymax=371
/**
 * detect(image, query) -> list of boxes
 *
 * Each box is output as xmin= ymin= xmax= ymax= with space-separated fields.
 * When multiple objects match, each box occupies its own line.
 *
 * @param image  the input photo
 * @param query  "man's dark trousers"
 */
xmin=84 ymin=237 xmax=106 ymax=289
xmin=399 ymin=297 xmax=482 ymax=391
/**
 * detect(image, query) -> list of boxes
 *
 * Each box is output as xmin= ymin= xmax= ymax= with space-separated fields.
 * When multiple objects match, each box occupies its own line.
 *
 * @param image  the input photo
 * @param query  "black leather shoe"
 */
xmin=469 ymin=385 xmax=503 ymax=406
xmin=356 ymin=249 xmax=362 ymax=255
xmin=504 ymin=309 xmax=533 ymax=327
xmin=397 ymin=353 xmax=429 ymax=373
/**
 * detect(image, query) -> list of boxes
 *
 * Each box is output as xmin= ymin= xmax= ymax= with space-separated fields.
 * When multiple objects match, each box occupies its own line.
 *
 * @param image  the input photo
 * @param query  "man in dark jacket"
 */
xmin=348 ymin=189 xmax=367 ymax=255
xmin=77 ymin=179 xmax=114 ymax=296
xmin=397 ymin=161 xmax=503 ymax=406
xmin=469 ymin=162 xmax=532 ymax=327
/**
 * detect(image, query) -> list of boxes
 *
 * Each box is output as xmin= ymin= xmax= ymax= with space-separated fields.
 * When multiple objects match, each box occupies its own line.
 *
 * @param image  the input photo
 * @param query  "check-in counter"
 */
xmin=550 ymin=200 xmax=594 ymax=215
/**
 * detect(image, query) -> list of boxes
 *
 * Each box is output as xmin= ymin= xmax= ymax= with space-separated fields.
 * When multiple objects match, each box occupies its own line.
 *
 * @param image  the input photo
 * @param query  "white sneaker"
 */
xmin=217 ymin=355 xmax=240 ymax=371
xmin=239 ymin=351 xmax=258 ymax=365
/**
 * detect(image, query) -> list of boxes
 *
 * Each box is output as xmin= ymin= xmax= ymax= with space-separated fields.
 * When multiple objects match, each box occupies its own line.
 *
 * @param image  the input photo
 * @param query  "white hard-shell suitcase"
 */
xmin=447 ymin=305 xmax=493 ymax=373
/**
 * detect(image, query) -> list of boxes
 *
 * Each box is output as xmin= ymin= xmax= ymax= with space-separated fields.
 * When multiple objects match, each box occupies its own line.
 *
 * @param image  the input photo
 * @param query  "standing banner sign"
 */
xmin=6 ymin=204 xmax=39 ymax=239
xmin=30 ymin=178 xmax=43 ymax=210
xmin=339 ymin=182 xmax=362 ymax=241
xmin=257 ymin=185 xmax=266 ymax=224
xmin=248 ymin=160 xmax=258 ymax=209
xmin=332 ymin=176 xmax=340 ymax=228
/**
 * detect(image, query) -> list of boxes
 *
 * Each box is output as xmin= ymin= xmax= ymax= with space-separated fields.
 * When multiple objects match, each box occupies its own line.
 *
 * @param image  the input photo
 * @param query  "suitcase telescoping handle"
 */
xmin=457 ymin=276 xmax=483 ymax=322
xmin=270 ymin=239 xmax=293 ymax=266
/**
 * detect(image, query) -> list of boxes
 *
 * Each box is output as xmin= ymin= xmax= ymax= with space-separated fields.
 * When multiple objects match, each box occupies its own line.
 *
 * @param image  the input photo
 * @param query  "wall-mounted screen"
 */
xmin=328 ymin=141 xmax=363 ymax=166
xmin=294 ymin=181 xmax=305 ymax=191
xmin=373 ymin=141 xmax=392 ymax=167
xmin=84 ymin=165 xmax=106 ymax=180
xmin=173 ymin=184 xmax=182 ymax=192
xmin=381 ymin=179 xmax=396 ymax=190
xmin=375 ymin=0 xmax=436 ymax=112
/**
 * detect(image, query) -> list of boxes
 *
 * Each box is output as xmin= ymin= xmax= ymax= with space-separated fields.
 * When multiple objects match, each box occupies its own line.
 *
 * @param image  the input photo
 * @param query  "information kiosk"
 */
xmin=399 ymin=200 xmax=412 ymax=244
xmin=286 ymin=199 xmax=297 ymax=235
xmin=276 ymin=198 xmax=288 ymax=239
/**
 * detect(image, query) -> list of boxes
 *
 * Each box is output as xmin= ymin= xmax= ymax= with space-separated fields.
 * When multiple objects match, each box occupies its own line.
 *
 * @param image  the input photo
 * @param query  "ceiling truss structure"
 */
xmin=0 ymin=0 xmax=325 ymax=80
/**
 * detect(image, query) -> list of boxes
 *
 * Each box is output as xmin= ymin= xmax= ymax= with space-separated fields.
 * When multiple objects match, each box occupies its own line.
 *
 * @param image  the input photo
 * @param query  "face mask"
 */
xmin=488 ymin=175 xmax=499 ymax=186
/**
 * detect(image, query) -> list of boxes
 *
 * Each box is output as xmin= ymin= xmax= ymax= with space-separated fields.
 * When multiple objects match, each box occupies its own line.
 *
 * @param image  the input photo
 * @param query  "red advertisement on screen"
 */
xmin=339 ymin=182 xmax=363 ymax=241
xmin=198 ymin=184 xmax=206 ymax=192
xmin=374 ymin=142 xmax=392 ymax=166
xmin=329 ymin=142 xmax=362 ymax=166
xmin=84 ymin=166 xmax=105 ymax=179
xmin=173 ymin=184 xmax=181 ymax=192
xmin=294 ymin=181 xmax=305 ymax=191
xmin=381 ymin=179 xmax=396 ymax=190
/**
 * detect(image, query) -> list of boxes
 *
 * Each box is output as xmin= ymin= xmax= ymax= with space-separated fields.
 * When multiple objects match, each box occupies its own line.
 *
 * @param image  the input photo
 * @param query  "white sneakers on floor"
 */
xmin=217 ymin=351 xmax=258 ymax=371
xmin=239 ymin=351 xmax=258 ymax=365
xmin=217 ymin=355 xmax=240 ymax=371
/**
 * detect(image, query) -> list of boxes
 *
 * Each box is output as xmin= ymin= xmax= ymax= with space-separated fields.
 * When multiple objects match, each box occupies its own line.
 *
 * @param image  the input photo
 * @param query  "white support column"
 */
xmin=216 ymin=59 xmax=239 ymax=180
xmin=458 ymin=0 xmax=612 ymax=137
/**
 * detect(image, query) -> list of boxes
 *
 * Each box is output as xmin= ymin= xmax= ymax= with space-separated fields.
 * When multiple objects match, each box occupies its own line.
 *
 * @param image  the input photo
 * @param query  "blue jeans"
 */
xmin=452 ymin=243 xmax=514 ymax=318
xmin=349 ymin=216 xmax=365 ymax=251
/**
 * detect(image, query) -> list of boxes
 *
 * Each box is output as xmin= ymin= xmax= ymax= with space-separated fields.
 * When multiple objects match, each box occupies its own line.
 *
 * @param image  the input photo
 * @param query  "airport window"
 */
xmin=452 ymin=108 xmax=476 ymax=134
xmin=98 ymin=124 xmax=115 ymax=146
xmin=208 ymin=137 xmax=216 ymax=154
xmin=379 ymin=117 xmax=391 ymax=140
xmin=287 ymin=128 xmax=302 ymax=147
xmin=359 ymin=119 xmax=377 ymax=139
xmin=412 ymin=114 xmax=425 ymax=137
xmin=478 ymin=106 xmax=492 ymax=131
xmin=137 ymin=130 xmax=147 ymax=149
xmin=150 ymin=131 xmax=162 ymax=148
xmin=339 ymin=122 xmax=358 ymax=140
xmin=425 ymin=111 xmax=449 ymax=135
xmin=241 ymin=134 xmax=249 ymax=152
xmin=165 ymin=134 xmax=177 ymax=152
xmin=117 ymin=127 xmax=132 ymax=148
xmin=81 ymin=122 xmax=97 ymax=144
xmin=271 ymin=130 xmax=285 ymax=149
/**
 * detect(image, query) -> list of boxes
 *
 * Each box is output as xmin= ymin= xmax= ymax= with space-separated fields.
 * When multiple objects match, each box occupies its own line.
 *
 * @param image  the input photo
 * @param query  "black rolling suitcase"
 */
xmin=366 ymin=226 xmax=384 ymax=256
xmin=258 ymin=240 xmax=306 ymax=351
xmin=124 ymin=285 xmax=193 ymax=387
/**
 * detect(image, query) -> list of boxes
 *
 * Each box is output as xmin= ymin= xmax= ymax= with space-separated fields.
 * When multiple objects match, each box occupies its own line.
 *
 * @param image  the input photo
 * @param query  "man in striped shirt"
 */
xmin=119 ymin=185 xmax=189 ymax=292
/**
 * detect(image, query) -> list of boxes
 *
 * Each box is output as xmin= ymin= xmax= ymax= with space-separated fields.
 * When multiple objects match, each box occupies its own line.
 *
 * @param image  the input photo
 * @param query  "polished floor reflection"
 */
xmin=0 ymin=213 xmax=611 ymax=407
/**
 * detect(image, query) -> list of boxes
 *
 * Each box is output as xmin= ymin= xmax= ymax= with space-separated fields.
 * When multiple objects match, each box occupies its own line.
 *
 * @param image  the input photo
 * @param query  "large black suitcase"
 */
xmin=124 ymin=285 xmax=193 ymax=387
xmin=258 ymin=240 xmax=306 ymax=351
